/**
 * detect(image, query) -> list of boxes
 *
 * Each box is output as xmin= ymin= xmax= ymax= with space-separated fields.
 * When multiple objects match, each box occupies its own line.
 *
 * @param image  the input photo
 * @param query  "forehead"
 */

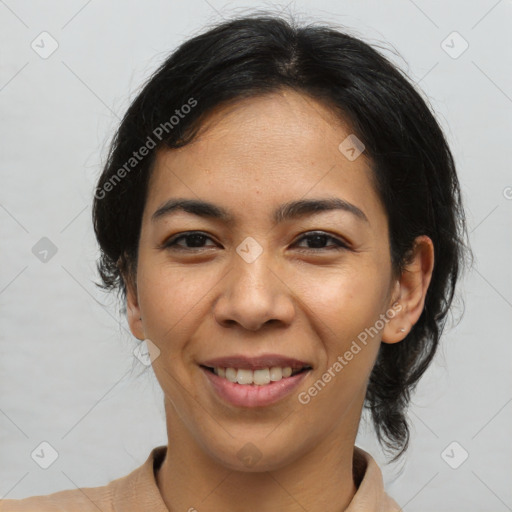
xmin=144 ymin=89 xmax=386 ymax=228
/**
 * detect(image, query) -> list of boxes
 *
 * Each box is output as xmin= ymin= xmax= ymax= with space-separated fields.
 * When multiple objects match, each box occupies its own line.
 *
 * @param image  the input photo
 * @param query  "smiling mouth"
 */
xmin=200 ymin=364 xmax=312 ymax=386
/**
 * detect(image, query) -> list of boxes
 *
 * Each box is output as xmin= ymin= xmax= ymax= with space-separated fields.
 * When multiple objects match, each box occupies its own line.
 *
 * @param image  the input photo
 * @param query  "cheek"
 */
xmin=289 ymin=262 xmax=389 ymax=393
xmin=137 ymin=258 xmax=209 ymax=346
xmin=291 ymin=262 xmax=388 ymax=339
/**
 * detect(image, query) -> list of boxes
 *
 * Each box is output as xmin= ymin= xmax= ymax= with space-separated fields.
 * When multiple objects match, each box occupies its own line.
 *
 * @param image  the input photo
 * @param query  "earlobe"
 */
xmin=381 ymin=298 xmax=409 ymax=344
xmin=125 ymin=276 xmax=145 ymax=341
xmin=382 ymin=235 xmax=435 ymax=344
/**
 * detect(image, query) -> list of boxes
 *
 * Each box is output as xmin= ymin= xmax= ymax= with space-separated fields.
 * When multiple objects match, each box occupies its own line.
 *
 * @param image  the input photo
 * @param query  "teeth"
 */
xmin=237 ymin=369 xmax=253 ymax=385
xmin=213 ymin=366 xmax=300 ymax=385
xmin=225 ymin=367 xmax=237 ymax=382
xmin=269 ymin=367 xmax=282 ymax=381
xmin=253 ymin=368 xmax=270 ymax=385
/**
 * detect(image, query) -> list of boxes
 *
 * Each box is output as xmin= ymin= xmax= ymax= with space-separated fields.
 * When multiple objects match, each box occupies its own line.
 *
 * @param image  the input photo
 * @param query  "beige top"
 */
xmin=0 ymin=445 xmax=401 ymax=511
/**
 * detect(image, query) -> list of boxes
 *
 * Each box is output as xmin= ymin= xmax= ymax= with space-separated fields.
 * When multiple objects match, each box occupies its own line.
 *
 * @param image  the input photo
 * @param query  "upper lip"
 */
xmin=200 ymin=353 xmax=313 ymax=370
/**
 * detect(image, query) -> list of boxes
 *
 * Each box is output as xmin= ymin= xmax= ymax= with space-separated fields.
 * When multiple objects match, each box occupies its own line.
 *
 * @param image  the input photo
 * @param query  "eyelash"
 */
xmin=162 ymin=231 xmax=349 ymax=252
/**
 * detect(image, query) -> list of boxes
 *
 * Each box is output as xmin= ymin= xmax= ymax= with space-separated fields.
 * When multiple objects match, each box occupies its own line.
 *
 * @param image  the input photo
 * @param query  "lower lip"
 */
xmin=200 ymin=366 xmax=310 ymax=408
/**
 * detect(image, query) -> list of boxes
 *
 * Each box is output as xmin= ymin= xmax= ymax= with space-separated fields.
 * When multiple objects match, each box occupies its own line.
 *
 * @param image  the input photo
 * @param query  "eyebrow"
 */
xmin=151 ymin=197 xmax=369 ymax=225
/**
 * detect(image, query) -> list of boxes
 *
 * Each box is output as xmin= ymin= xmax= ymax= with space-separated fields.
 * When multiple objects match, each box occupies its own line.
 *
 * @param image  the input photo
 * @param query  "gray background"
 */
xmin=1 ymin=1 xmax=511 ymax=510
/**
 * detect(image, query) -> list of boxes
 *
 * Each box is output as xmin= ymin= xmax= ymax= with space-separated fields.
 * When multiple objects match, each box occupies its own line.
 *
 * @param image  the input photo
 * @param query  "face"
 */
xmin=126 ymin=89 xmax=403 ymax=471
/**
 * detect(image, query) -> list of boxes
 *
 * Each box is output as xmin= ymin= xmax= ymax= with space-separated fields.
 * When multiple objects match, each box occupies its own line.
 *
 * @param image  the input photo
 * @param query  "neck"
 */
xmin=156 ymin=412 xmax=360 ymax=512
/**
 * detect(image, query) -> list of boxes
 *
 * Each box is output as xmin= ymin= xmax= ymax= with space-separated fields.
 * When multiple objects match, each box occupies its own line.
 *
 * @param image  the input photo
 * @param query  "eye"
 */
xmin=162 ymin=231 xmax=218 ymax=251
xmin=161 ymin=230 xmax=349 ymax=252
xmin=293 ymin=231 xmax=349 ymax=251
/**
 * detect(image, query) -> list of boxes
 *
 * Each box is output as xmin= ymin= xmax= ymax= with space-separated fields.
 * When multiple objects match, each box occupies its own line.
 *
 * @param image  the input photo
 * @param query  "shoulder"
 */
xmin=348 ymin=446 xmax=402 ymax=512
xmin=0 ymin=446 xmax=168 ymax=512
xmin=0 ymin=484 xmax=114 ymax=512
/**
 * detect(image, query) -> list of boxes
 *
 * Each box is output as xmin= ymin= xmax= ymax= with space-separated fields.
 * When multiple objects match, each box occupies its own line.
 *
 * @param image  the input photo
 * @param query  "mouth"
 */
xmin=199 ymin=354 xmax=313 ymax=386
xmin=198 ymin=354 xmax=313 ymax=408
xmin=200 ymin=364 xmax=311 ymax=385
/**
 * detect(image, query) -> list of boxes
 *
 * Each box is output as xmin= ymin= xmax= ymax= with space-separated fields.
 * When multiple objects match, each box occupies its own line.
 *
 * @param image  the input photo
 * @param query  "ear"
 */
xmin=382 ymin=235 xmax=435 ymax=344
xmin=124 ymin=272 xmax=145 ymax=341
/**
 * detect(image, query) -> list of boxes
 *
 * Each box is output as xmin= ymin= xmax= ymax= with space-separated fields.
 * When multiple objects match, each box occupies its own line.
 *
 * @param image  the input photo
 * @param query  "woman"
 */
xmin=1 ymin=12 xmax=470 ymax=512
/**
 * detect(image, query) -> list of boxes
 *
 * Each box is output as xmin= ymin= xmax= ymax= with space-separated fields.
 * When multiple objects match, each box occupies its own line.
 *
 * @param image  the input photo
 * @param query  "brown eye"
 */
xmin=164 ymin=232 xmax=217 ymax=250
xmin=294 ymin=232 xmax=349 ymax=251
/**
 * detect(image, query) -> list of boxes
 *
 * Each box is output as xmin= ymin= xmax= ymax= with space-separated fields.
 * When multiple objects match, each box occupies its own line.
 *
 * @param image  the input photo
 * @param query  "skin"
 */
xmin=125 ymin=88 xmax=434 ymax=512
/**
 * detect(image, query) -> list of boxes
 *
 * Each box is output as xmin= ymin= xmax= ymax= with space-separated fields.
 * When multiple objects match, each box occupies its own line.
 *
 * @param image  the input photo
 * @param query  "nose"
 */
xmin=213 ymin=249 xmax=295 ymax=332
